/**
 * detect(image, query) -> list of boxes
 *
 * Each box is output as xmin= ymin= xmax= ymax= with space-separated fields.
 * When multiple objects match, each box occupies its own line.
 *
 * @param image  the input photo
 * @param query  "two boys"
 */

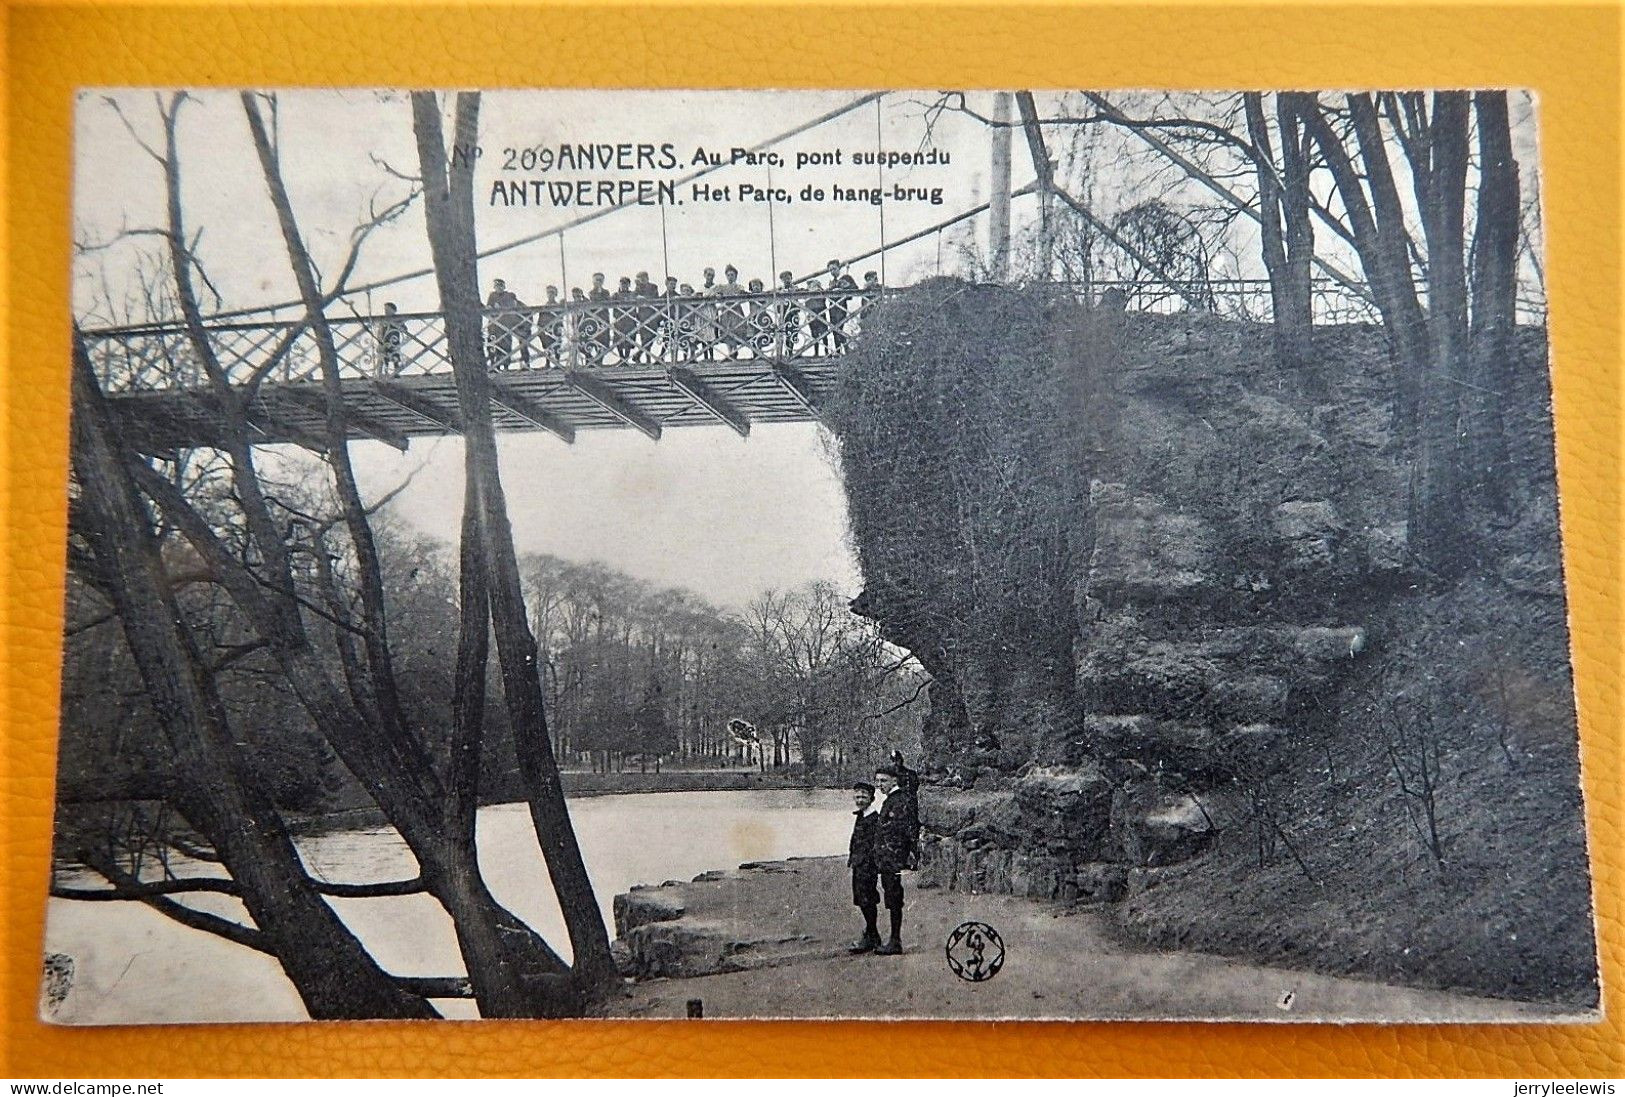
xmin=847 ymin=752 xmax=920 ymax=955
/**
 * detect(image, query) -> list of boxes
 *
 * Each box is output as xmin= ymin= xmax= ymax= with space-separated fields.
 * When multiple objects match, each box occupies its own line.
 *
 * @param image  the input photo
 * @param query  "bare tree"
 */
xmin=1299 ymin=92 xmax=1525 ymax=573
xmin=411 ymin=90 xmax=617 ymax=989
xmin=1245 ymin=92 xmax=1315 ymax=370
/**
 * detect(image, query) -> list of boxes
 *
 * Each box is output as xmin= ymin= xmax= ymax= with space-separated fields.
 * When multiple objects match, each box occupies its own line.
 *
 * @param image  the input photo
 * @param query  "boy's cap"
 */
xmin=875 ymin=765 xmax=901 ymax=778
xmin=852 ymin=782 xmax=876 ymax=795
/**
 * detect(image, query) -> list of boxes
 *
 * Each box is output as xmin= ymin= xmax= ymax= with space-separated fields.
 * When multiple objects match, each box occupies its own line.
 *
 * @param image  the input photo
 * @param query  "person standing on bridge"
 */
xmin=375 ymin=302 xmax=405 ymax=376
xmin=612 ymin=276 xmax=639 ymax=364
xmin=584 ymin=273 xmax=612 ymax=365
xmin=711 ymin=265 xmax=746 ymax=360
xmin=674 ymin=280 xmax=698 ymax=361
xmin=634 ymin=271 xmax=661 ymax=363
xmin=776 ymin=271 xmax=803 ymax=356
xmin=872 ymin=751 xmax=921 ymax=956
xmin=824 ymin=260 xmax=859 ymax=354
xmin=659 ymin=275 xmax=682 ymax=360
xmin=851 ymin=271 xmax=883 ymax=331
xmin=485 ymin=279 xmax=529 ymax=369
xmin=563 ymin=287 xmax=591 ymax=368
xmin=695 ymin=268 xmax=719 ymax=360
xmin=746 ymin=278 xmax=775 ymax=356
xmin=538 ymin=285 xmax=563 ymax=368
xmin=805 ymin=277 xmax=830 ymax=355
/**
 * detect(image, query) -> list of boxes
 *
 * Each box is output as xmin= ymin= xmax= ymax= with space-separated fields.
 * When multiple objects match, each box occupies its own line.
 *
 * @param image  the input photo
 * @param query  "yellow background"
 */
xmin=2 ymin=0 xmax=1620 ymax=1077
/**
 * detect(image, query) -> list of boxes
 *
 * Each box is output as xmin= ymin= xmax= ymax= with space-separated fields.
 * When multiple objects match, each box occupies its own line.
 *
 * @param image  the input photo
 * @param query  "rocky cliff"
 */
xmin=828 ymin=282 xmax=1595 ymax=1005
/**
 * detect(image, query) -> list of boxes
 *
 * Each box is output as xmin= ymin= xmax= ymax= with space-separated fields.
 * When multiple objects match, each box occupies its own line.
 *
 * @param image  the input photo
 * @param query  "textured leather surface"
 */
xmin=2 ymin=1 xmax=1620 ymax=1077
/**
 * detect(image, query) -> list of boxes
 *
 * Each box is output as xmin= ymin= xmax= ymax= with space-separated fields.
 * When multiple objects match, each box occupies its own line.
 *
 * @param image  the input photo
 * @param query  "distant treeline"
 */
xmin=519 ymin=553 xmax=925 ymax=783
xmin=57 ymin=519 xmax=926 ymax=818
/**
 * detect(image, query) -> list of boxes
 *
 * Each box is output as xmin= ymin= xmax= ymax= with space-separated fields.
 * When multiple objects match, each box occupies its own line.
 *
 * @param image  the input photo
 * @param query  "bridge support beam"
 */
xmin=564 ymin=370 xmax=662 ymax=441
xmin=186 ymin=389 xmax=328 ymax=454
xmin=668 ymin=367 xmax=750 ymax=438
xmin=488 ymin=378 xmax=576 ymax=443
xmin=278 ymin=387 xmax=411 ymax=452
xmin=120 ymin=398 xmax=231 ymax=455
xmin=102 ymin=353 xmax=838 ymax=446
xmin=770 ymin=363 xmax=822 ymax=420
xmin=372 ymin=382 xmax=464 ymax=435
xmin=244 ymin=407 xmax=328 ymax=455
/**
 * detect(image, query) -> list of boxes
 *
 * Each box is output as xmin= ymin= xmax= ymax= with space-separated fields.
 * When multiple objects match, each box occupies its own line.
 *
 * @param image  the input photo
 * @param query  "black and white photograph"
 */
xmin=48 ymin=88 xmax=1597 ymax=1024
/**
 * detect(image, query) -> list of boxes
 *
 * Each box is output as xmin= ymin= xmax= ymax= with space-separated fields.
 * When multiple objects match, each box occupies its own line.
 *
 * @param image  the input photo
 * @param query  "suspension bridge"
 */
xmin=78 ymin=89 xmax=1390 ymax=454
xmin=83 ymin=288 xmax=879 ymax=450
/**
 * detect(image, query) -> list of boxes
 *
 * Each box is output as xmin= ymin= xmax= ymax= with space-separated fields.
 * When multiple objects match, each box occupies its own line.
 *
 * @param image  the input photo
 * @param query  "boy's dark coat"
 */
xmin=848 ymin=809 xmax=880 ymax=872
xmin=875 ymin=773 xmax=920 ymax=873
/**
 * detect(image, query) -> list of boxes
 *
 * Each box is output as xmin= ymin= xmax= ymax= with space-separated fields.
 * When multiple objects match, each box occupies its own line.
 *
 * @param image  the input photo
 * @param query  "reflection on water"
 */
xmin=43 ymin=789 xmax=851 ymax=1024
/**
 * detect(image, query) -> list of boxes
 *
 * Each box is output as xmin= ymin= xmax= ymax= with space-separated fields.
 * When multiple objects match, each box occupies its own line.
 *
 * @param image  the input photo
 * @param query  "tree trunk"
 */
xmin=240 ymin=93 xmax=417 ymax=749
xmin=1407 ymin=92 xmax=1472 ymax=573
xmin=1243 ymin=93 xmax=1313 ymax=372
xmin=412 ymin=91 xmax=617 ymax=992
xmin=1275 ymin=94 xmax=1317 ymax=372
xmin=1300 ymin=95 xmax=1430 ymax=426
xmin=1346 ymin=93 xmax=1431 ymax=429
xmin=421 ymin=838 xmax=580 ymax=1018
xmin=447 ymin=484 xmax=490 ymax=844
xmin=1465 ymin=90 xmax=1520 ymax=514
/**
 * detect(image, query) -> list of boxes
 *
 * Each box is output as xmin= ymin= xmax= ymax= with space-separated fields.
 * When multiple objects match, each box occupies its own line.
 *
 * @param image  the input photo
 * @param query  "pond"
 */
xmin=42 ymin=788 xmax=853 ymax=1024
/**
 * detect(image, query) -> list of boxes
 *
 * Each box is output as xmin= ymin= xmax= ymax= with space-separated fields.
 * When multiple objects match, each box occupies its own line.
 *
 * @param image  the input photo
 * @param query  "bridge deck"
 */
xmin=104 ymin=358 xmax=839 ymax=452
xmin=85 ymin=288 xmax=870 ymax=451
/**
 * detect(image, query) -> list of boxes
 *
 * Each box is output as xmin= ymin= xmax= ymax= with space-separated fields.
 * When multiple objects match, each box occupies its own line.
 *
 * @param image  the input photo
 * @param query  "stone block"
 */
xmin=1138 ymin=793 xmax=1217 ymax=865
xmin=622 ymin=920 xmax=743 ymax=979
xmin=1082 ymin=714 xmax=1218 ymax=778
xmin=918 ymin=785 xmax=1005 ymax=836
xmin=613 ymin=887 xmax=686 ymax=937
xmin=1086 ymin=482 xmax=1220 ymax=603
xmin=1082 ymin=643 xmax=1221 ymax=712
xmin=1355 ymin=521 xmax=1411 ymax=575
xmin=1112 ymin=784 xmax=1217 ymax=867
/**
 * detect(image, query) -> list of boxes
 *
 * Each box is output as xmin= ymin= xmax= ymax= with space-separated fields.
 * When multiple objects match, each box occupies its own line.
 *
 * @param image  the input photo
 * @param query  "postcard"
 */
xmin=46 ymin=88 xmax=1597 ymax=1023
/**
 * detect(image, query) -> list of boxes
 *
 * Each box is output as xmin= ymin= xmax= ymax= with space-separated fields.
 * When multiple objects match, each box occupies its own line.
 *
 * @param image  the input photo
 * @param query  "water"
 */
xmin=42 ymin=788 xmax=853 ymax=1024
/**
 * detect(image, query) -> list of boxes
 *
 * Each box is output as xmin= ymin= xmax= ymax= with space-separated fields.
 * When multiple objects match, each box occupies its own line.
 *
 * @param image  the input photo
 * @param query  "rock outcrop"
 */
xmin=834 ymin=298 xmax=1398 ymax=903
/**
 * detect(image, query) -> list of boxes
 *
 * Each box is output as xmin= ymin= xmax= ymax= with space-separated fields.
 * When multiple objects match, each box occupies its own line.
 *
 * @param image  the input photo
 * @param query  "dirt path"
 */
xmin=601 ymin=857 xmax=1572 ymax=1022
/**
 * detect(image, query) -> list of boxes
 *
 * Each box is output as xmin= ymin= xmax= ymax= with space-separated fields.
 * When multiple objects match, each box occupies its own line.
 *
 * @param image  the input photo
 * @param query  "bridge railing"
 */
xmin=1059 ymin=277 xmax=1382 ymax=324
xmin=81 ymin=289 xmax=888 ymax=393
xmin=91 ymin=274 xmax=1533 ymax=394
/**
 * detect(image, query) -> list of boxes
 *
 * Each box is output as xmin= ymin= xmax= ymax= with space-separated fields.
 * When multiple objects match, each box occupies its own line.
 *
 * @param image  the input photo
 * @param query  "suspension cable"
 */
xmin=766 ymin=162 xmax=779 ymax=284
xmin=659 ymin=203 xmax=671 ymax=288
xmin=874 ymin=95 xmax=888 ymax=285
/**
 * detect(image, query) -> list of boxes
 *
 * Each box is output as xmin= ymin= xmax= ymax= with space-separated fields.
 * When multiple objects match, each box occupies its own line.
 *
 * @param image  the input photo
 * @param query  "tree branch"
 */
xmin=53 ymin=875 xmax=241 ymax=901
xmin=77 ymin=849 xmax=272 ymax=954
xmin=310 ymin=876 xmax=429 ymax=898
